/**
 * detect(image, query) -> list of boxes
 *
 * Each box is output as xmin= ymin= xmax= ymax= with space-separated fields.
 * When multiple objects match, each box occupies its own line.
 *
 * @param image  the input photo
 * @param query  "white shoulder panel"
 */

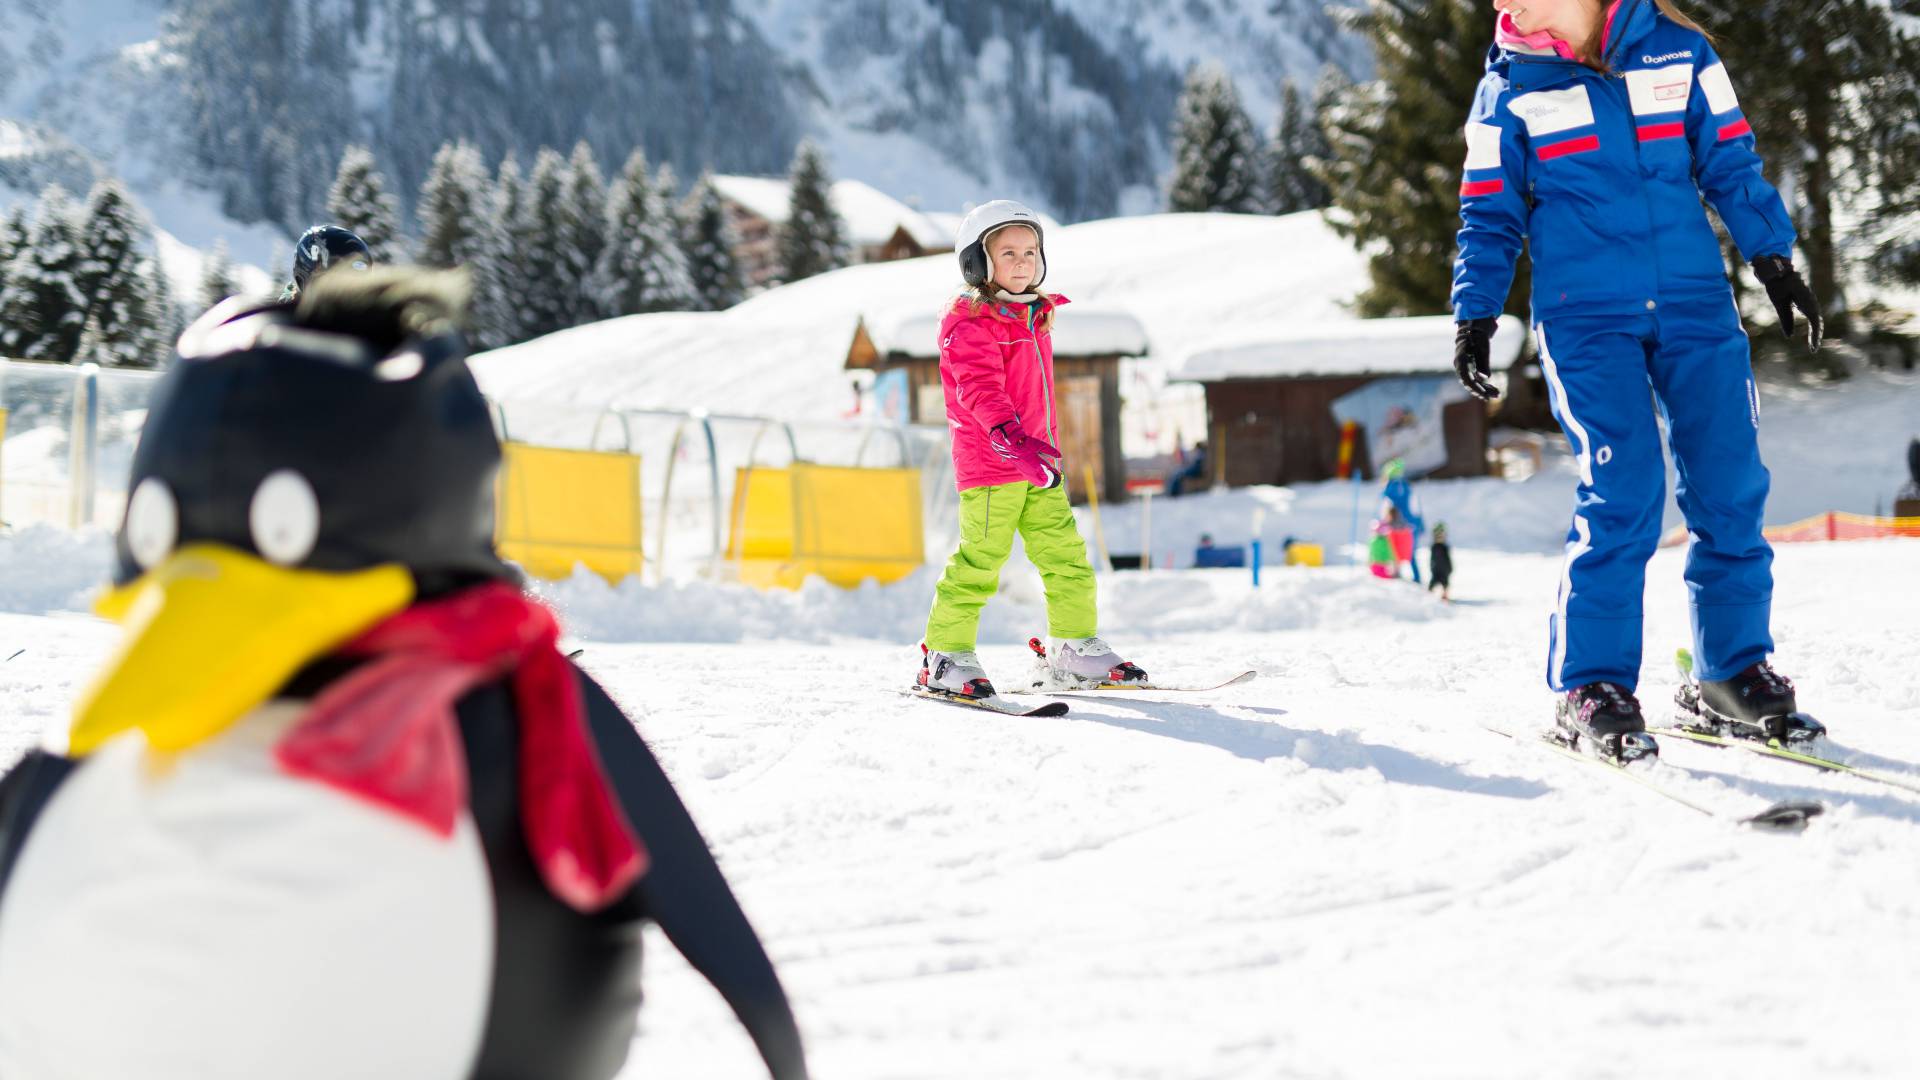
xmin=1507 ymin=86 xmax=1595 ymax=137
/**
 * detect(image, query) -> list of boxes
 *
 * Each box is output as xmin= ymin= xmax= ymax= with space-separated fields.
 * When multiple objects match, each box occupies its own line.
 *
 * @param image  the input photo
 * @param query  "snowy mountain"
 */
xmin=0 ymin=0 xmax=1366 ymax=270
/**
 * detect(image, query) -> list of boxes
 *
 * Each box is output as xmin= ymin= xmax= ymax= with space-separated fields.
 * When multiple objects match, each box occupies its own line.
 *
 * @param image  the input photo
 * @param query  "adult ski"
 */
xmin=1482 ymin=721 xmax=1823 ymax=832
xmin=904 ymin=685 xmax=1069 ymax=717
xmin=1660 ymin=648 xmax=1920 ymax=796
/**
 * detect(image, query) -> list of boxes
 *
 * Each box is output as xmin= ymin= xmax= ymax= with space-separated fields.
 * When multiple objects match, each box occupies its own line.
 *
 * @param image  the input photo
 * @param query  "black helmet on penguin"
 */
xmin=287 ymin=224 xmax=374 ymax=297
xmin=117 ymin=266 xmax=510 ymax=595
xmin=956 ymin=200 xmax=1047 ymax=290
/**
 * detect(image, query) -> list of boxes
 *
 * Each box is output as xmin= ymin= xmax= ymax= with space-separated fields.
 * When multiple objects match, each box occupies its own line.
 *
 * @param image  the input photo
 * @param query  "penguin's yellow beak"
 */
xmin=69 ymin=544 xmax=414 ymax=756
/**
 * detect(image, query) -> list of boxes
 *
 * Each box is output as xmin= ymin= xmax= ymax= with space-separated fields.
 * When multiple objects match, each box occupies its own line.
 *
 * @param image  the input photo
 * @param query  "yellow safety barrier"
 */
xmin=1284 ymin=542 xmax=1325 ymax=567
xmin=495 ymin=441 xmax=645 ymax=583
xmin=726 ymin=463 xmax=924 ymax=589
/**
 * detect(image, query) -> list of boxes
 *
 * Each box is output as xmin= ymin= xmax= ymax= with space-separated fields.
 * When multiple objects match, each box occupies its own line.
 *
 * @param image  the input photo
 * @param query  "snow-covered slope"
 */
xmin=4 ymin=533 xmax=1918 ymax=1078
xmin=469 ymin=210 xmax=1367 ymax=452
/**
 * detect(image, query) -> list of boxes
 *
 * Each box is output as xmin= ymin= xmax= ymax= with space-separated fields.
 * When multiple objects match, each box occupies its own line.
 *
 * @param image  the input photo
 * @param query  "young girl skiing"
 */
xmin=917 ymin=201 xmax=1145 ymax=701
xmin=1450 ymin=0 xmax=1824 ymax=755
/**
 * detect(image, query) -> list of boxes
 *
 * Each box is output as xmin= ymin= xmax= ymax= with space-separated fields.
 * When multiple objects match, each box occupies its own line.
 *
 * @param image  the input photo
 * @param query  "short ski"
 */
xmin=1483 ymin=721 xmax=1823 ymax=832
xmin=904 ymin=685 xmax=1068 ymax=717
xmin=1019 ymin=637 xmax=1255 ymax=694
xmin=1663 ymin=648 xmax=1920 ymax=795
xmin=1037 ymin=671 xmax=1257 ymax=694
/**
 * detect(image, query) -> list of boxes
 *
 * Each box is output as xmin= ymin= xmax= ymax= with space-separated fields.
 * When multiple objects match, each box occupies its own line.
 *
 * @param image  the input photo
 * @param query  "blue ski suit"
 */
xmin=1449 ymin=0 xmax=1796 ymax=692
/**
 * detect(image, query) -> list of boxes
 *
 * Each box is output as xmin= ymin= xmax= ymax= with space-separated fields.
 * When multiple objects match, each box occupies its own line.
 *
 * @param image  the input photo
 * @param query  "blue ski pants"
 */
xmin=1536 ymin=296 xmax=1773 ymax=692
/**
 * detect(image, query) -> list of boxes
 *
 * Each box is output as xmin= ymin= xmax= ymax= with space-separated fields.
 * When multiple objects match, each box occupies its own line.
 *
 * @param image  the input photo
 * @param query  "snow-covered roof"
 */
xmin=711 ymin=175 xmax=955 ymax=249
xmin=863 ymin=309 xmax=1150 ymax=360
xmin=1170 ymin=315 xmax=1528 ymax=382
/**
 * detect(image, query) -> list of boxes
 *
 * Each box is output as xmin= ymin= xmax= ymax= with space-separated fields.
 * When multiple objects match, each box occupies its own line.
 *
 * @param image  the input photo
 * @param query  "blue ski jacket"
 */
xmin=1450 ymin=0 xmax=1796 ymax=322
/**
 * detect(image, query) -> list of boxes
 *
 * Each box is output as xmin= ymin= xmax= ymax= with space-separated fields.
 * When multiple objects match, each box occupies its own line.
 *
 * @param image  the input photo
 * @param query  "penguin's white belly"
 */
xmin=0 ymin=702 xmax=496 ymax=1080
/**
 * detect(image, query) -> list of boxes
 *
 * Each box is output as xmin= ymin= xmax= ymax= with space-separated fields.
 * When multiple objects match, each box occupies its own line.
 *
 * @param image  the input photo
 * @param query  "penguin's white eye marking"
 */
xmin=125 ymin=477 xmax=178 ymax=571
xmin=249 ymin=469 xmax=321 ymax=566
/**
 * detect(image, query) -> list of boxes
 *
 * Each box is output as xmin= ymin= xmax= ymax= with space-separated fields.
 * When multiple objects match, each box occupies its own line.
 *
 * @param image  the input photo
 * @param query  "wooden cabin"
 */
xmin=712 ymin=176 xmax=955 ymax=290
xmin=1169 ymin=316 xmax=1526 ymax=486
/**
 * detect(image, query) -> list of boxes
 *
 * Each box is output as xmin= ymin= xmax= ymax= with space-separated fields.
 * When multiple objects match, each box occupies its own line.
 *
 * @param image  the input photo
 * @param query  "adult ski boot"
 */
xmin=1554 ymin=682 xmax=1659 ymax=763
xmin=1675 ymin=659 xmax=1825 ymax=745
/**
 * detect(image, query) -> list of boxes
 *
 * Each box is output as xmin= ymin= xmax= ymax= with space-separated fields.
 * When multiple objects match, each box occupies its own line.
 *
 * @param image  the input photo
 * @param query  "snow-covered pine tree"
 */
xmin=75 ymin=180 xmax=167 ymax=368
xmin=1688 ymin=0 xmax=1920 ymax=349
xmin=472 ymin=153 xmax=534 ymax=349
xmin=1267 ymin=80 xmax=1331 ymax=215
xmin=600 ymin=149 xmax=695 ymax=317
xmin=0 ymin=185 xmax=88 ymax=362
xmin=1316 ymin=1 xmax=1524 ymax=317
xmin=1167 ymin=64 xmax=1261 ymax=214
xmin=562 ymin=141 xmax=611 ymax=324
xmin=326 ymin=145 xmax=405 ymax=264
xmin=517 ymin=147 xmax=575 ymax=340
xmin=0 ymin=206 xmax=27 ymax=308
xmin=681 ymin=170 xmax=743 ymax=311
xmin=776 ymin=140 xmax=847 ymax=284
xmin=417 ymin=140 xmax=491 ymax=271
xmin=198 ymin=241 xmax=240 ymax=314
xmin=130 ymin=260 xmax=179 ymax=368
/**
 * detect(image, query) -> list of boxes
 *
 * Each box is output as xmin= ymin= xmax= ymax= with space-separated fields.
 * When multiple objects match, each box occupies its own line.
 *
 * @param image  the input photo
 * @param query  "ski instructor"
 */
xmin=1448 ymin=0 xmax=1823 ymax=753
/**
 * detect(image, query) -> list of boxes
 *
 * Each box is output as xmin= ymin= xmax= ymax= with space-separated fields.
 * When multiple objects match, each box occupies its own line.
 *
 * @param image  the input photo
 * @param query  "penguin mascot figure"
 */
xmin=0 ymin=268 xmax=809 ymax=1080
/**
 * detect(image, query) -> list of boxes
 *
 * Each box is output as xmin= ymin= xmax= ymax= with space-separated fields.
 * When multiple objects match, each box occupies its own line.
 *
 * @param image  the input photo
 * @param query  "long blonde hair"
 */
xmin=960 ymin=286 xmax=1057 ymax=333
xmin=1583 ymin=0 xmax=1714 ymax=69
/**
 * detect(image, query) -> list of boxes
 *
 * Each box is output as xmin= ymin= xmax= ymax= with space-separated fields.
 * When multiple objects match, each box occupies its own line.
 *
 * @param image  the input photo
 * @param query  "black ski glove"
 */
xmin=1452 ymin=317 xmax=1501 ymax=401
xmin=1751 ymin=254 xmax=1823 ymax=353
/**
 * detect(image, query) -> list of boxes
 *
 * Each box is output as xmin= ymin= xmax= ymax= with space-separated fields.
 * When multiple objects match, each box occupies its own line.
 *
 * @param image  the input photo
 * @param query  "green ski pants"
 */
xmin=924 ymin=481 xmax=1097 ymax=652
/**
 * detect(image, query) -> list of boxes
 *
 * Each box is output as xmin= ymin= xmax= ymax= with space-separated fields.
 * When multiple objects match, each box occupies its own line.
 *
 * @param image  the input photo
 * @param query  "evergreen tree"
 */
xmin=1167 ymin=64 xmax=1261 ymax=213
xmin=562 ymin=141 xmax=611 ymax=324
xmin=75 ymin=180 xmax=167 ymax=368
xmin=1316 ymin=1 xmax=1525 ymax=317
xmin=1688 ymin=0 xmax=1920 ymax=343
xmin=776 ymin=140 xmax=847 ymax=284
xmin=129 ymin=261 xmax=179 ymax=369
xmin=681 ymin=170 xmax=744 ymax=311
xmin=416 ymin=140 xmax=491 ymax=271
xmin=517 ymin=147 xmax=575 ymax=340
xmin=198 ymin=240 xmax=240 ymax=314
xmin=0 ymin=185 xmax=88 ymax=362
xmin=0 ymin=206 xmax=28 ymax=304
xmin=473 ymin=153 xmax=534 ymax=349
xmin=1267 ymin=80 xmax=1331 ymax=214
xmin=600 ymin=149 xmax=695 ymax=316
xmin=326 ymin=145 xmax=405 ymax=264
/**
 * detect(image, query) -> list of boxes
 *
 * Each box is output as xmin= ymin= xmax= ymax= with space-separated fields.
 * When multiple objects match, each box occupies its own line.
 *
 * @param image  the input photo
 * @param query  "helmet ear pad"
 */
xmin=960 ymin=242 xmax=990 ymax=288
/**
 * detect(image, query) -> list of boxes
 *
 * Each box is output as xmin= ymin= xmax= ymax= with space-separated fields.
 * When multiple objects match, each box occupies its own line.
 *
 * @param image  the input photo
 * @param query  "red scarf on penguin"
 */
xmin=275 ymin=583 xmax=646 ymax=913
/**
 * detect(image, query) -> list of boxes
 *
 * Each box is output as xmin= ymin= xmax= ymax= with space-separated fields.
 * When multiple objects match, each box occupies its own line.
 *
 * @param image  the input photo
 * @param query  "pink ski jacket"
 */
xmin=936 ymin=292 xmax=1069 ymax=491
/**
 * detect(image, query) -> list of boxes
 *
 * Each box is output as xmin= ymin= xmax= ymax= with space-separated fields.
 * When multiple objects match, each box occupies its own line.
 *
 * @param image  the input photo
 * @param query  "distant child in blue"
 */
xmin=1450 ymin=0 xmax=1824 ymax=747
xmin=1377 ymin=458 xmax=1424 ymax=583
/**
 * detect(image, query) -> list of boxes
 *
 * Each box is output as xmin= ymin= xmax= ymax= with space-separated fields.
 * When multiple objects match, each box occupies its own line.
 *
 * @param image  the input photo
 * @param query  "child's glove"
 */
xmin=990 ymin=419 xmax=1063 ymax=489
xmin=1751 ymin=254 xmax=1823 ymax=354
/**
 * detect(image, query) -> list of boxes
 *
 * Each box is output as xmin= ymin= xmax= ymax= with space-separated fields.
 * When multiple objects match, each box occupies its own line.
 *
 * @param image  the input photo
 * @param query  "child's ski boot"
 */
xmin=1039 ymin=635 xmax=1147 ymax=689
xmin=917 ymin=644 xmax=996 ymax=700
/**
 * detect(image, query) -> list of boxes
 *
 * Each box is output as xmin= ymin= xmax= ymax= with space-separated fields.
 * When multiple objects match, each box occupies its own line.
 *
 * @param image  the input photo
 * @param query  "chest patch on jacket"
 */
xmin=1508 ymin=86 xmax=1594 ymax=137
xmin=1626 ymin=63 xmax=1693 ymax=116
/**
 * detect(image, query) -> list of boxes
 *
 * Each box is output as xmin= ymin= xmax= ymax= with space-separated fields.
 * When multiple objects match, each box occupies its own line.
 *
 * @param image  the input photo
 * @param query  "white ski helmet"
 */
xmin=956 ymin=200 xmax=1046 ymax=289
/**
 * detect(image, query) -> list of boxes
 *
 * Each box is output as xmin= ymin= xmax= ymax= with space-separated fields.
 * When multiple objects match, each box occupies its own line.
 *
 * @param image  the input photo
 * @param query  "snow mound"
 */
xmin=0 ymin=526 xmax=112 ymax=615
